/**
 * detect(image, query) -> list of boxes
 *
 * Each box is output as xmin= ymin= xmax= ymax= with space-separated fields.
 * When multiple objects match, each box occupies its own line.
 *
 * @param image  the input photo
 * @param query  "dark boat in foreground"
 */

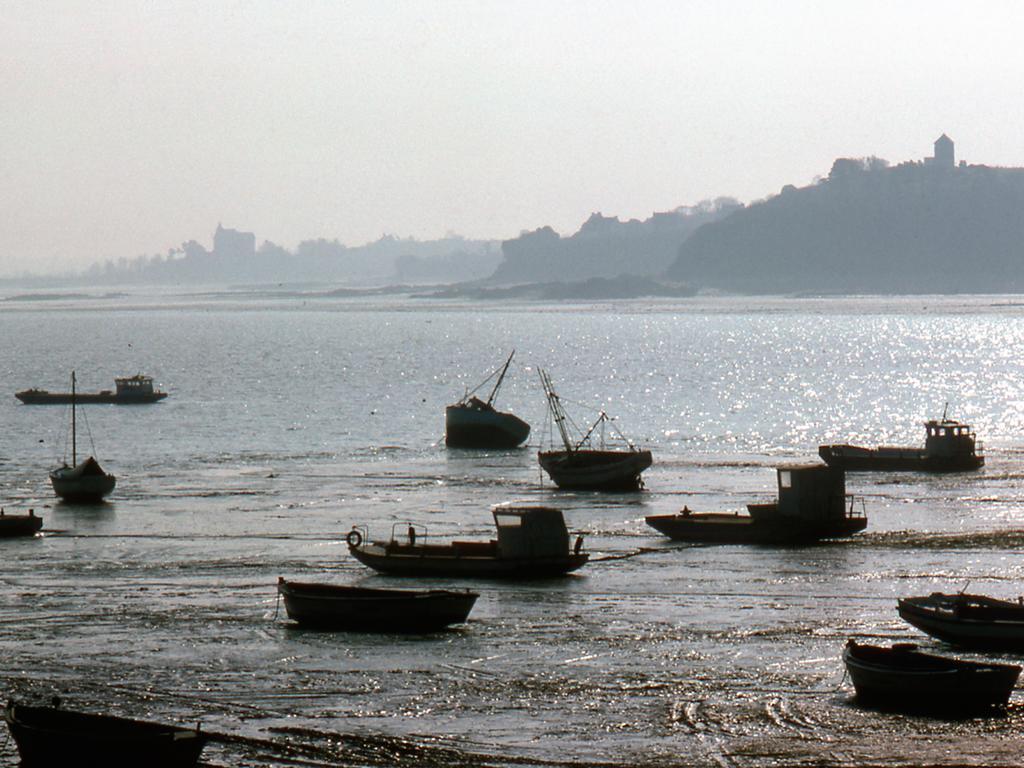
xmin=278 ymin=577 xmax=478 ymax=632
xmin=0 ymin=508 xmax=42 ymax=537
xmin=348 ymin=505 xmax=588 ymax=578
xmin=819 ymin=416 xmax=983 ymax=472
xmin=898 ymin=592 xmax=1024 ymax=651
xmin=536 ymin=369 xmax=652 ymax=491
xmin=445 ymin=351 xmax=530 ymax=449
xmin=16 ymin=374 xmax=168 ymax=404
xmin=48 ymin=372 xmax=116 ymax=502
xmin=4 ymin=700 xmax=207 ymax=768
xmin=842 ymin=640 xmax=1020 ymax=715
xmin=646 ymin=464 xmax=867 ymax=545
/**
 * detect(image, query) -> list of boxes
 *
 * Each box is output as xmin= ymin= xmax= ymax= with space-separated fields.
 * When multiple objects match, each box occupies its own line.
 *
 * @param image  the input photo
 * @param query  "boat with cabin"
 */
xmin=536 ymin=369 xmax=652 ymax=491
xmin=4 ymin=699 xmax=208 ymax=768
xmin=445 ymin=351 xmax=530 ymax=448
xmin=842 ymin=639 xmax=1020 ymax=715
xmin=645 ymin=464 xmax=867 ymax=545
xmin=347 ymin=505 xmax=589 ymax=578
xmin=818 ymin=415 xmax=983 ymax=472
xmin=277 ymin=578 xmax=478 ymax=632
xmin=0 ymin=508 xmax=42 ymax=538
xmin=898 ymin=592 xmax=1024 ymax=651
xmin=16 ymin=374 xmax=168 ymax=404
xmin=49 ymin=372 xmax=116 ymax=502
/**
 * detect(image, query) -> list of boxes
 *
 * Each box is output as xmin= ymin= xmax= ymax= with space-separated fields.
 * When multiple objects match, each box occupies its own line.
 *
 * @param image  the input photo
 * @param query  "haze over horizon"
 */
xmin=5 ymin=1 xmax=1024 ymax=277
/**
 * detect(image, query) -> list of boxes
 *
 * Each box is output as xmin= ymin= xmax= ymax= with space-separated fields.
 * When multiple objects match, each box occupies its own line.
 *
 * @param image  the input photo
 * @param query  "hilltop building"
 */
xmin=213 ymin=223 xmax=256 ymax=259
xmin=931 ymin=134 xmax=955 ymax=168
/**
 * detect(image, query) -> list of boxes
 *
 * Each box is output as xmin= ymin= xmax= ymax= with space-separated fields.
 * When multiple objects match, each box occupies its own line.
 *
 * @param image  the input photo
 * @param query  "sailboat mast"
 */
xmin=486 ymin=350 xmax=515 ymax=407
xmin=540 ymin=369 xmax=573 ymax=452
xmin=71 ymin=371 xmax=77 ymax=466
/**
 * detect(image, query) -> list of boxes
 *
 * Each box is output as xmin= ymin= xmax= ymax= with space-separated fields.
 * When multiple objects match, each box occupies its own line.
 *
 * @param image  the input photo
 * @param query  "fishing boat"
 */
xmin=347 ymin=505 xmax=589 ymax=578
xmin=536 ymin=369 xmax=652 ymax=491
xmin=4 ymin=700 xmax=208 ymax=768
xmin=645 ymin=464 xmax=867 ymax=545
xmin=819 ymin=414 xmax=983 ymax=472
xmin=0 ymin=508 xmax=42 ymax=538
xmin=277 ymin=577 xmax=478 ymax=632
xmin=842 ymin=639 xmax=1020 ymax=714
xmin=898 ymin=592 xmax=1024 ymax=651
xmin=49 ymin=372 xmax=116 ymax=502
xmin=16 ymin=374 xmax=168 ymax=404
xmin=445 ymin=351 xmax=530 ymax=448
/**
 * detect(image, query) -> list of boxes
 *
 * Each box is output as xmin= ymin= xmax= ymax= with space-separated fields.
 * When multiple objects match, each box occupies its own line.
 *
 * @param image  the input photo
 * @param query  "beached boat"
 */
xmin=4 ymin=700 xmax=208 ymax=768
xmin=16 ymin=374 xmax=168 ymax=404
xmin=646 ymin=464 xmax=866 ymax=545
xmin=445 ymin=351 xmax=530 ymax=448
xmin=0 ymin=508 xmax=42 ymax=538
xmin=49 ymin=372 xmax=116 ymax=502
xmin=819 ymin=416 xmax=983 ymax=472
xmin=536 ymin=369 xmax=652 ymax=491
xmin=842 ymin=639 xmax=1020 ymax=714
xmin=898 ymin=592 xmax=1024 ymax=651
xmin=348 ymin=505 xmax=589 ymax=578
xmin=277 ymin=577 xmax=478 ymax=632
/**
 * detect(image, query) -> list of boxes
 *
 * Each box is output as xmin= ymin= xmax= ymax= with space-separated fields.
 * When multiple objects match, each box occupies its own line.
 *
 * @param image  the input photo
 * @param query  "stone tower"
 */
xmin=933 ymin=134 xmax=954 ymax=168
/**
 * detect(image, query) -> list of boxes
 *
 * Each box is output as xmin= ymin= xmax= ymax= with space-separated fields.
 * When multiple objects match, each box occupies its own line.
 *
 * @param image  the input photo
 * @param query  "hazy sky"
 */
xmin=4 ymin=1 xmax=1024 ymax=276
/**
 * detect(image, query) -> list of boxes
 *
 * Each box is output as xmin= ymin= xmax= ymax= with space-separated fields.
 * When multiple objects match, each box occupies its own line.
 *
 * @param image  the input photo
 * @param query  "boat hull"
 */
xmin=4 ymin=703 xmax=207 ymax=768
xmin=842 ymin=640 xmax=1020 ymax=714
xmin=645 ymin=511 xmax=867 ymax=545
xmin=278 ymin=579 xmax=478 ymax=632
xmin=898 ymin=593 xmax=1024 ymax=651
xmin=538 ymin=449 xmax=653 ymax=491
xmin=818 ymin=445 xmax=983 ymax=472
xmin=50 ymin=460 xmax=116 ymax=502
xmin=349 ymin=542 xmax=588 ymax=579
xmin=445 ymin=404 xmax=530 ymax=448
xmin=16 ymin=391 xmax=167 ymax=404
xmin=0 ymin=512 xmax=43 ymax=538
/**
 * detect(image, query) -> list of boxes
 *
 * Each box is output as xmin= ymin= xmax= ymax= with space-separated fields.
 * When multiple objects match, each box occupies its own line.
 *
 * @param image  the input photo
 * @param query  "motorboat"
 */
xmin=17 ymin=374 xmax=167 ymax=404
xmin=348 ymin=505 xmax=588 ymax=578
xmin=646 ymin=464 xmax=866 ymax=545
xmin=0 ymin=508 xmax=42 ymax=538
xmin=819 ymin=415 xmax=983 ymax=472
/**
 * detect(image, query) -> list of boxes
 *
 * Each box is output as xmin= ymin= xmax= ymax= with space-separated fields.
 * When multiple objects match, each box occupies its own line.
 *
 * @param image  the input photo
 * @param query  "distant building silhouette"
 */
xmin=213 ymin=223 xmax=255 ymax=259
xmin=933 ymin=133 xmax=954 ymax=168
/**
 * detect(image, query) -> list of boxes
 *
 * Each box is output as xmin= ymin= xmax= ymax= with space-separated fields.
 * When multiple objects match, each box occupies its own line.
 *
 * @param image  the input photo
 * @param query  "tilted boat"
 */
xmin=445 ymin=351 xmax=530 ymax=449
xmin=347 ymin=505 xmax=589 ymax=578
xmin=819 ymin=415 xmax=983 ymax=472
xmin=842 ymin=639 xmax=1020 ymax=714
xmin=49 ymin=372 xmax=116 ymax=502
xmin=4 ymin=700 xmax=208 ymax=768
xmin=898 ymin=592 xmax=1024 ymax=651
xmin=645 ymin=464 xmax=867 ymax=545
xmin=16 ymin=374 xmax=168 ymax=404
xmin=0 ymin=508 xmax=43 ymax=538
xmin=536 ymin=369 xmax=652 ymax=491
xmin=277 ymin=577 xmax=478 ymax=632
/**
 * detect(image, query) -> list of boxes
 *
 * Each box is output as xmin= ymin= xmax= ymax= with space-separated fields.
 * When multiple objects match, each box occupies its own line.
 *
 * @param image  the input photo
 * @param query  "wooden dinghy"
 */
xmin=278 ymin=578 xmax=478 ymax=632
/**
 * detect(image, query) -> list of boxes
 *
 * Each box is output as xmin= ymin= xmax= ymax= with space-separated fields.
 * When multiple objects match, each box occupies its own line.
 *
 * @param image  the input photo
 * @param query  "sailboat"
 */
xmin=537 ymin=369 xmax=652 ymax=491
xmin=49 ymin=372 xmax=116 ymax=502
xmin=445 ymin=351 xmax=531 ymax=449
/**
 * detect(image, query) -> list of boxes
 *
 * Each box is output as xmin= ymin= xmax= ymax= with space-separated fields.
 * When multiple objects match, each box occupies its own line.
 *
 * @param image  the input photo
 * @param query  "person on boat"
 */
xmin=408 ymin=525 xmax=417 ymax=546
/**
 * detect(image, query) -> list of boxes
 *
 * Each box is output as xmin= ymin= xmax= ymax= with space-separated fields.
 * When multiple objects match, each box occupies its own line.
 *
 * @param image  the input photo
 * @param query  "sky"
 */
xmin=4 ymin=1 xmax=1024 ymax=276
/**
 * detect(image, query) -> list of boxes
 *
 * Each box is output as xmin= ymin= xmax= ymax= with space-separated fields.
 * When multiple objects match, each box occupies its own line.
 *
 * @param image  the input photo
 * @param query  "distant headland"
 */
xmin=13 ymin=134 xmax=1024 ymax=298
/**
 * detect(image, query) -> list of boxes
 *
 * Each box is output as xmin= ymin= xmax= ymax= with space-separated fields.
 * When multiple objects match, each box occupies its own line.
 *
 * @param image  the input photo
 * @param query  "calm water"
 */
xmin=3 ymin=291 xmax=1024 ymax=766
